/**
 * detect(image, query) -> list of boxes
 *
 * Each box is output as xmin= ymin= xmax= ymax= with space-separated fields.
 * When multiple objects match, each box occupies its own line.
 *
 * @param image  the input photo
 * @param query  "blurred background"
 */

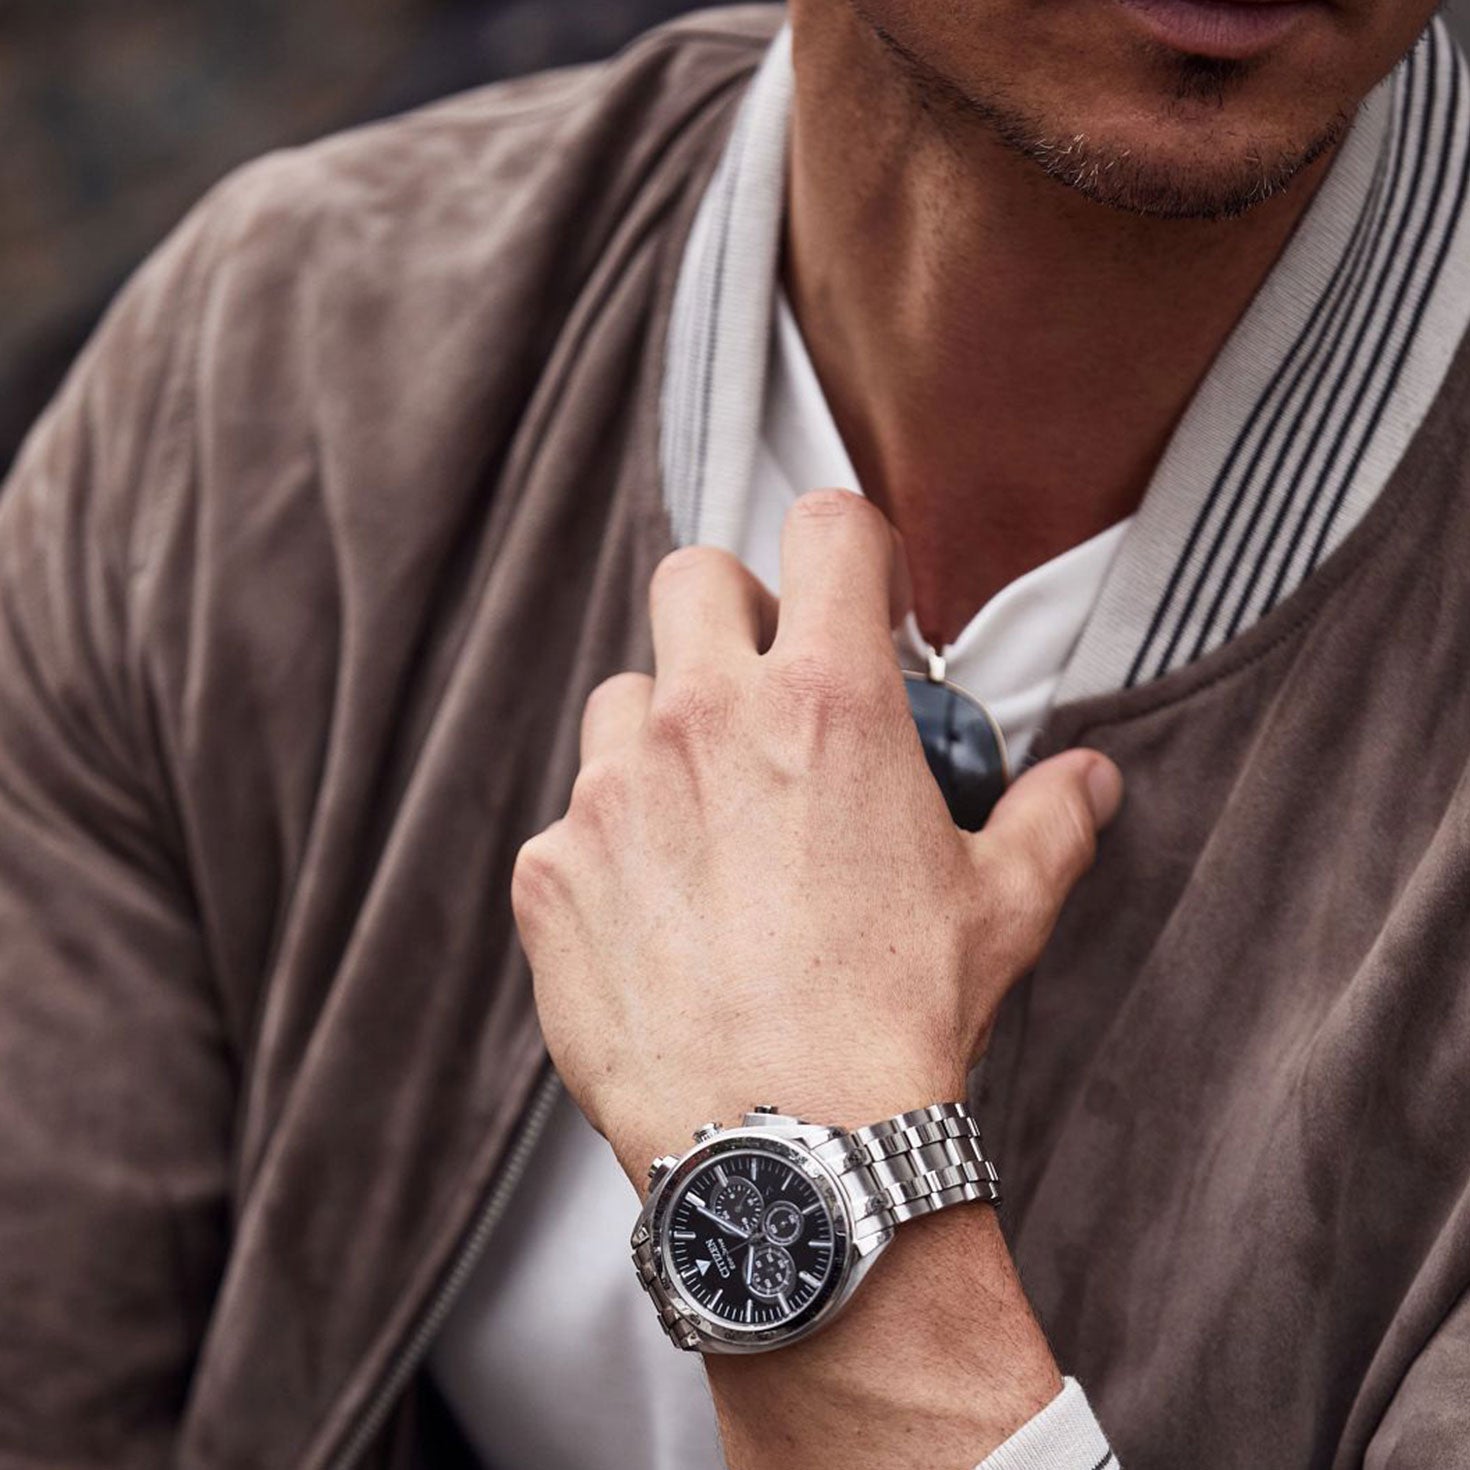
xmin=5 ymin=0 xmax=1470 ymax=475
xmin=0 ymin=0 xmax=703 ymax=473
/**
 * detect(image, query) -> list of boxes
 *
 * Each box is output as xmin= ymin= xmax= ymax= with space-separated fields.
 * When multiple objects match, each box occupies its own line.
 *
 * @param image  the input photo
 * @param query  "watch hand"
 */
xmin=693 ymin=1203 xmax=751 ymax=1241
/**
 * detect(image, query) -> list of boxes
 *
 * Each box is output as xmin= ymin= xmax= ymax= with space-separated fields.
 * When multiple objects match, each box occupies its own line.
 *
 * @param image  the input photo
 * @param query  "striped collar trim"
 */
xmin=659 ymin=21 xmax=1470 ymax=699
xmin=661 ymin=25 xmax=795 ymax=552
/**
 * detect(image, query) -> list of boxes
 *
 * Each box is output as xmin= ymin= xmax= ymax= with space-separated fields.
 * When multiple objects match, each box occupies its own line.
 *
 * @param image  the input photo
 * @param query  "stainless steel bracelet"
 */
xmin=812 ymin=1101 xmax=1001 ymax=1247
xmin=631 ymin=1232 xmax=701 ymax=1350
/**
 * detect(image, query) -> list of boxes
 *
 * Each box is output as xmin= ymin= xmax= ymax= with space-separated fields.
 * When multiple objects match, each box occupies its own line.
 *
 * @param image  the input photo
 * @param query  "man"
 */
xmin=2 ymin=0 xmax=1468 ymax=1464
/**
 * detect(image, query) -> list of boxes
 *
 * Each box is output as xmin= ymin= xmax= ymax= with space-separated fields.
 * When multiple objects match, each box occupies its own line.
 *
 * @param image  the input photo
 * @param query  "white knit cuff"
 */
xmin=975 ymin=1377 xmax=1115 ymax=1470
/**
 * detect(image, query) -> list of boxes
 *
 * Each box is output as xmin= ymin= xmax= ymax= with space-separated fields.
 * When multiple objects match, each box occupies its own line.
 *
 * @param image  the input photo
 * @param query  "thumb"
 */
xmin=972 ymin=749 xmax=1123 ymax=942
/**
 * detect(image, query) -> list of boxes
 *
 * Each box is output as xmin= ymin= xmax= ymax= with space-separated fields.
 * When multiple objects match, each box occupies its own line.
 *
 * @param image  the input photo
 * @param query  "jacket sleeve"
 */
xmin=1366 ymin=1287 xmax=1470 ymax=1468
xmin=0 ymin=193 xmax=237 ymax=1468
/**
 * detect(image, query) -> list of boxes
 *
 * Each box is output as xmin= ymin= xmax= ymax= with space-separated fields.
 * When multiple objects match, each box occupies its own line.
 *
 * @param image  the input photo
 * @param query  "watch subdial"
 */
xmin=762 ymin=1199 xmax=803 ymax=1245
xmin=710 ymin=1175 xmax=764 ymax=1236
xmin=746 ymin=1242 xmax=796 ymax=1301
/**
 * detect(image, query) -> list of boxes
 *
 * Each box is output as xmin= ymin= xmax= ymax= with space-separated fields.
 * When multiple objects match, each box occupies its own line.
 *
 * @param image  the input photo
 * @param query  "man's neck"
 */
xmin=784 ymin=4 xmax=1340 ymax=648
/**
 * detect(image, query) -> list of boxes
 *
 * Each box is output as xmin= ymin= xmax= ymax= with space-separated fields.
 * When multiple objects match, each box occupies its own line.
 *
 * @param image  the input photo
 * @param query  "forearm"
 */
xmin=705 ymin=1204 xmax=1062 ymax=1470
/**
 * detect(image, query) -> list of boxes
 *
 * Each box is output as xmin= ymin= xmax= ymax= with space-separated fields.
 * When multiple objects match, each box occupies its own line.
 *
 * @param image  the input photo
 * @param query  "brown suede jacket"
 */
xmin=3 ymin=8 xmax=1470 ymax=1468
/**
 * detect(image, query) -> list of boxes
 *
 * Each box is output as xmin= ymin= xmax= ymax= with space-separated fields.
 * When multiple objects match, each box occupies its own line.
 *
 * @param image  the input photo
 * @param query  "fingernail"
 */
xmin=1085 ymin=758 xmax=1124 ymax=826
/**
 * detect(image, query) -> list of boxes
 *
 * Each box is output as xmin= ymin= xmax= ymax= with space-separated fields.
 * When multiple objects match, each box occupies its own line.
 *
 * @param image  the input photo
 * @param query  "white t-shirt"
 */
xmin=428 ymin=292 xmax=1127 ymax=1467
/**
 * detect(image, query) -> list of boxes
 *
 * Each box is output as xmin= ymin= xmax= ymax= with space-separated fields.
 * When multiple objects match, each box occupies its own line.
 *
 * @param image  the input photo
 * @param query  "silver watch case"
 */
xmin=630 ymin=1110 xmax=893 ymax=1355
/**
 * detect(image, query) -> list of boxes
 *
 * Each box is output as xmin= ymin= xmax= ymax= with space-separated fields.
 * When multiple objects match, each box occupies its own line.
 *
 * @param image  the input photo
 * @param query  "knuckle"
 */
xmin=979 ymin=796 xmax=1100 ymax=967
xmin=767 ymin=653 xmax=898 ymax=746
xmin=650 ymin=544 xmax=737 ymax=601
xmin=1048 ymin=788 xmax=1100 ymax=880
xmin=583 ymin=670 xmax=648 ymax=720
xmin=510 ymin=830 xmax=568 ymax=928
xmin=647 ymin=672 xmax=738 ymax=749
xmin=977 ymin=846 xmax=1056 ymax=965
xmin=593 ymin=669 xmax=652 ymax=702
xmin=1007 ymin=852 xmax=1057 ymax=937
xmin=568 ymin=758 xmax=633 ymax=829
xmin=768 ymin=651 xmax=865 ymax=721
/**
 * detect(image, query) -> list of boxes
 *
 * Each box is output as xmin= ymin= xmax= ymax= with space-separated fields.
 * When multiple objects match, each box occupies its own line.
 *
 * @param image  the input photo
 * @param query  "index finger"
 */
xmin=770 ymin=489 xmax=909 ymax=662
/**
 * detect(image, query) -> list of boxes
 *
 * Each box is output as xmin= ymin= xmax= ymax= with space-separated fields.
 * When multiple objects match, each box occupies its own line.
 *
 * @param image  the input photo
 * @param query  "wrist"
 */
xmin=705 ymin=1204 xmax=1061 ymax=1469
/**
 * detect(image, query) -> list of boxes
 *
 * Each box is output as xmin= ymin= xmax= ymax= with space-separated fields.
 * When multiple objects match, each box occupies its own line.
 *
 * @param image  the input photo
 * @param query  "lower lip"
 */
xmin=1115 ymin=0 xmax=1321 ymax=60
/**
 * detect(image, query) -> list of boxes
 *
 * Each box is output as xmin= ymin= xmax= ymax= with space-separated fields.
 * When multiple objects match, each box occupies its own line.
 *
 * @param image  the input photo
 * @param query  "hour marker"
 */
xmin=710 ymin=1289 xmax=723 ymax=1309
xmin=799 ymin=1271 xmax=823 ymax=1288
xmin=809 ymin=1239 xmax=831 ymax=1250
xmin=695 ymin=1259 xmax=712 ymax=1275
xmin=744 ymin=1300 xmax=755 ymax=1322
xmin=777 ymin=1292 xmax=791 ymax=1313
xmin=748 ymin=1157 xmax=758 ymax=1178
xmin=802 ymin=1203 xmax=823 ymax=1215
xmin=672 ymin=1231 xmax=696 ymax=1240
xmin=686 ymin=1192 xmax=706 ymax=1209
xmin=713 ymin=1165 xmax=728 ymax=1185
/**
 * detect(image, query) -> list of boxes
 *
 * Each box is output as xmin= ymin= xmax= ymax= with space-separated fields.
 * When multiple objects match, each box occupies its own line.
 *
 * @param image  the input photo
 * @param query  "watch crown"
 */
xmin=646 ymin=1155 xmax=678 ymax=1187
xmin=692 ymin=1122 xmax=723 ymax=1143
xmin=751 ymin=1104 xmax=779 ymax=1114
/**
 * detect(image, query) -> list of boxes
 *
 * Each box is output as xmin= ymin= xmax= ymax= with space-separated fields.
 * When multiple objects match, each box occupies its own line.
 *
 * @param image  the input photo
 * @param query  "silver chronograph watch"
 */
xmin=631 ymin=1101 xmax=1000 ymax=1353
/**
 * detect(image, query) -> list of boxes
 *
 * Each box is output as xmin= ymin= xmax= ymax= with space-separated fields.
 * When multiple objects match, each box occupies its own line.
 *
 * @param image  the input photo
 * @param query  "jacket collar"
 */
xmin=660 ymin=19 xmax=1470 ymax=707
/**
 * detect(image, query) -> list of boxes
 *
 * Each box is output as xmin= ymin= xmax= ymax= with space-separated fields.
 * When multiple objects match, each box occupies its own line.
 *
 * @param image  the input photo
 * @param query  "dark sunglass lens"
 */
xmin=904 ymin=673 xmax=1009 ymax=832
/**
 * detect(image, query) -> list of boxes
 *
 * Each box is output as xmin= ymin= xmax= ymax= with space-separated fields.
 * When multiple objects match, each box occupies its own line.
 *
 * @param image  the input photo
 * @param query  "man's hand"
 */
xmin=512 ymin=489 xmax=1123 ymax=1467
xmin=512 ymin=488 xmax=1122 ymax=1182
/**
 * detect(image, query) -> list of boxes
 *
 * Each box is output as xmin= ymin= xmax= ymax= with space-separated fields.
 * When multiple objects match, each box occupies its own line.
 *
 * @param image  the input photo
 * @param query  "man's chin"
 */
xmin=1005 ymin=109 xmax=1350 ymax=221
xmin=855 ymin=5 xmax=1354 ymax=222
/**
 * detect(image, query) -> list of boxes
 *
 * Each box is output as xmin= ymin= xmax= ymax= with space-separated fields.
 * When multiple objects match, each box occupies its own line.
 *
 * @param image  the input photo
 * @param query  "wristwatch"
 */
xmin=630 ymin=1101 xmax=1000 ymax=1353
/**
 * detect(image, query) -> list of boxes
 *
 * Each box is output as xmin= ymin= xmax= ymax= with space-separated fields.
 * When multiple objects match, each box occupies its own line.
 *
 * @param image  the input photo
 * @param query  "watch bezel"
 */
xmin=650 ymin=1129 xmax=856 ymax=1352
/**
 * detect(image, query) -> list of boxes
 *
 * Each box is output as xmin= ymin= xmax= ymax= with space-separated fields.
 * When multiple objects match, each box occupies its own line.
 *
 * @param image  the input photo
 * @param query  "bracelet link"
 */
xmin=816 ymin=1101 xmax=1000 ymax=1242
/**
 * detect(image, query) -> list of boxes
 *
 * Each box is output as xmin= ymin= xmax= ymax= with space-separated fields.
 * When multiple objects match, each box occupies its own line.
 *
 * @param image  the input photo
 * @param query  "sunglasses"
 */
xmin=903 ymin=652 xmax=1010 ymax=832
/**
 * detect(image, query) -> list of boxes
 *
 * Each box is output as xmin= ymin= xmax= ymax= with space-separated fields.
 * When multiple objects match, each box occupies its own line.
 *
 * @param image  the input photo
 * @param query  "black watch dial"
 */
xmin=663 ymin=1149 xmax=839 ymax=1328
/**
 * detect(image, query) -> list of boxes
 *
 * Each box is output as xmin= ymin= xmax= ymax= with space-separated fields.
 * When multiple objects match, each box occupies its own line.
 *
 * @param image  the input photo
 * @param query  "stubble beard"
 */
xmin=858 ymin=14 xmax=1350 ymax=221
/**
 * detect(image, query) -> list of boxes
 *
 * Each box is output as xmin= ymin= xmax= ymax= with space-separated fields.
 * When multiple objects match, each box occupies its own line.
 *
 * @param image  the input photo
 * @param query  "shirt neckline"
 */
xmin=660 ymin=19 xmax=1470 ymax=712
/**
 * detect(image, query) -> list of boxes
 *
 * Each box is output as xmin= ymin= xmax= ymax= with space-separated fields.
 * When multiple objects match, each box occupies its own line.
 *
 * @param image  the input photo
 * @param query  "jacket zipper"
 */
xmin=324 ymin=1064 xmax=563 ymax=1469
